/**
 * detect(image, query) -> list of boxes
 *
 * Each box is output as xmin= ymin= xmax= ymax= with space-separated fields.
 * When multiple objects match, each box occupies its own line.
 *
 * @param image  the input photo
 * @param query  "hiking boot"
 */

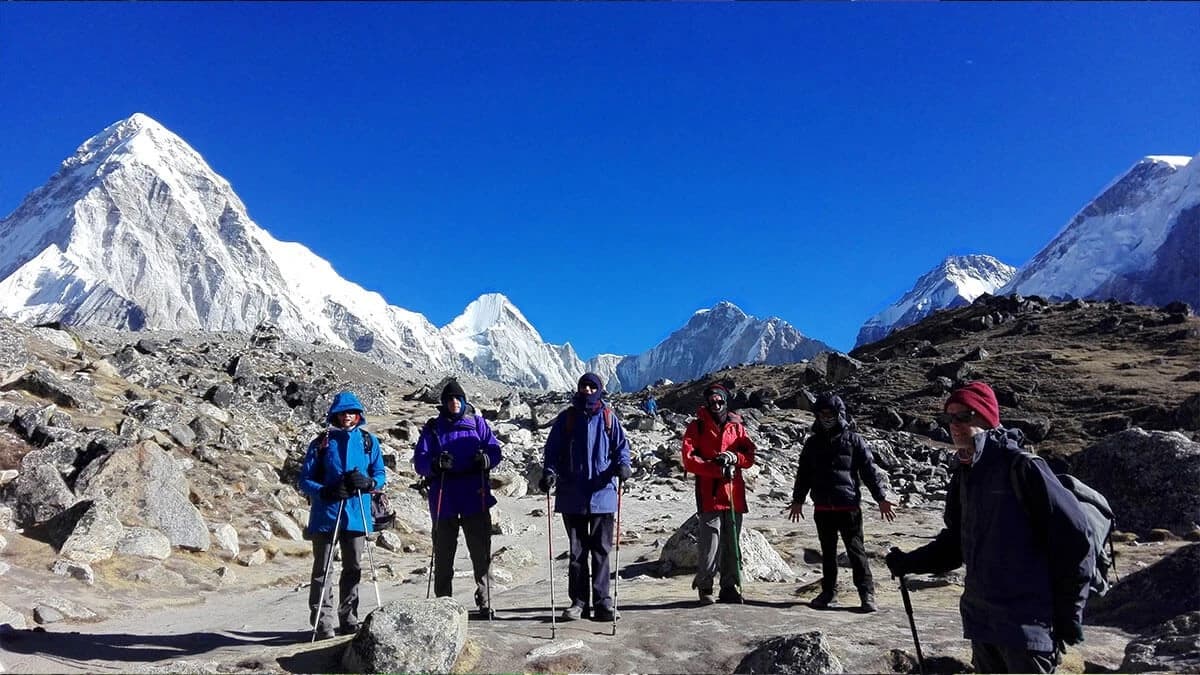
xmin=811 ymin=589 xmax=835 ymax=609
xmin=336 ymin=623 xmax=359 ymax=636
xmin=560 ymin=604 xmax=586 ymax=621
xmin=697 ymin=590 xmax=716 ymax=606
xmin=473 ymin=606 xmax=495 ymax=621
xmin=858 ymin=590 xmax=877 ymax=613
xmin=592 ymin=606 xmax=620 ymax=622
xmin=314 ymin=626 xmax=337 ymax=640
xmin=717 ymin=587 xmax=743 ymax=604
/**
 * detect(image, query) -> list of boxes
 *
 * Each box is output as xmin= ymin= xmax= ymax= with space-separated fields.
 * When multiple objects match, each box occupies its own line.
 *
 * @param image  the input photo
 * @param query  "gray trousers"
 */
xmin=309 ymin=531 xmax=366 ymax=632
xmin=971 ymin=641 xmax=1057 ymax=674
xmin=433 ymin=511 xmax=492 ymax=606
xmin=694 ymin=510 xmax=743 ymax=594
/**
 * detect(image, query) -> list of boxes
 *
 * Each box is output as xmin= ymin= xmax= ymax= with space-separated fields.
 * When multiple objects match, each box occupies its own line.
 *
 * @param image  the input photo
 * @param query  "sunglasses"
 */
xmin=939 ymin=410 xmax=977 ymax=425
xmin=578 ymin=383 xmax=598 ymax=392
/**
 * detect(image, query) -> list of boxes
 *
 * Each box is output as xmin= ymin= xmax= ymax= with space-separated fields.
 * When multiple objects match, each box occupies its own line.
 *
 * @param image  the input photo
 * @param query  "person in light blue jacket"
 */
xmin=298 ymin=391 xmax=386 ymax=639
xmin=539 ymin=373 xmax=632 ymax=623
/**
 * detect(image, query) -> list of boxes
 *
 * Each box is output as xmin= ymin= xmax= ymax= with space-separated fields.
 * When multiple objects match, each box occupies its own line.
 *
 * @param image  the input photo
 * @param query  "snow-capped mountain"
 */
xmin=0 ymin=113 xmax=470 ymax=372
xmin=584 ymin=354 xmax=625 ymax=392
xmin=440 ymin=293 xmax=584 ymax=390
xmin=1001 ymin=155 xmax=1199 ymax=308
xmin=855 ymin=255 xmax=1016 ymax=348
xmin=614 ymin=301 xmax=831 ymax=392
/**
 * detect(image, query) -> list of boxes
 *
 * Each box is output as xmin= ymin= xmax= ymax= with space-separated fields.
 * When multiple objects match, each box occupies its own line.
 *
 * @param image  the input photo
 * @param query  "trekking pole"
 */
xmin=481 ymin=468 xmax=493 ymax=620
xmin=892 ymin=548 xmax=926 ymax=675
xmin=546 ymin=489 xmax=556 ymax=640
xmin=311 ymin=498 xmax=345 ymax=642
xmin=612 ymin=479 xmax=623 ymax=636
xmin=426 ymin=477 xmax=444 ymax=600
xmin=726 ymin=473 xmax=744 ymax=603
xmin=356 ymin=489 xmax=382 ymax=608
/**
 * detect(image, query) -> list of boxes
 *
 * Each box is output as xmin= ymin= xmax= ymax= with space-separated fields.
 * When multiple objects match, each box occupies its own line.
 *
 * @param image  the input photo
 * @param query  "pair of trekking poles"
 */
xmin=424 ymin=471 xmax=494 ymax=621
xmin=310 ymin=489 xmax=383 ymax=643
xmin=545 ymin=477 xmax=625 ymax=639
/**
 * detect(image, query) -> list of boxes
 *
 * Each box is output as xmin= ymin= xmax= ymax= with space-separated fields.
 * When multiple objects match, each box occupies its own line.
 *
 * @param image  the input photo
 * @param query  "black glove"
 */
xmin=344 ymin=469 xmax=374 ymax=492
xmin=721 ymin=463 xmax=735 ymax=481
xmin=473 ymin=453 xmax=491 ymax=472
xmin=885 ymin=547 xmax=909 ymax=578
xmin=617 ymin=464 xmax=633 ymax=481
xmin=319 ymin=482 xmax=350 ymax=502
xmin=714 ymin=451 xmax=736 ymax=467
xmin=434 ymin=452 xmax=454 ymax=473
xmin=538 ymin=472 xmax=557 ymax=492
xmin=1054 ymin=618 xmax=1084 ymax=646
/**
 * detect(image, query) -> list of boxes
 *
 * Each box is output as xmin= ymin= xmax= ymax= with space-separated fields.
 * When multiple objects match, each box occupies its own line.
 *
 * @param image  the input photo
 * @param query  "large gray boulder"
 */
xmin=75 ymin=441 xmax=209 ymax=551
xmin=1120 ymin=611 xmax=1200 ymax=673
xmin=5 ymin=368 xmax=101 ymax=412
xmin=735 ymin=631 xmax=844 ymax=674
xmin=658 ymin=514 xmax=794 ymax=581
xmin=54 ymin=499 xmax=126 ymax=563
xmin=8 ymin=460 xmax=77 ymax=527
xmin=341 ymin=597 xmax=468 ymax=674
xmin=1088 ymin=544 xmax=1199 ymax=631
xmin=1071 ymin=429 xmax=1200 ymax=536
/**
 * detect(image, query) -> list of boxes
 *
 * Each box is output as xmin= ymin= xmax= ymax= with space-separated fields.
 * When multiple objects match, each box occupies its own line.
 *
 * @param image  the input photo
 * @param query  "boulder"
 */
xmin=116 ymin=527 xmax=173 ymax=560
xmin=269 ymin=511 xmax=305 ymax=541
xmin=1120 ymin=611 xmax=1200 ymax=673
xmin=1072 ymin=429 xmax=1200 ymax=536
xmin=658 ymin=514 xmax=794 ymax=581
xmin=734 ymin=631 xmax=844 ymax=674
xmin=209 ymin=523 xmax=240 ymax=558
xmin=9 ymin=461 xmax=77 ymax=527
xmin=50 ymin=559 xmax=95 ymax=585
xmin=3 ymin=368 xmax=101 ymax=412
xmin=75 ymin=441 xmax=209 ymax=551
xmin=341 ymin=597 xmax=468 ymax=674
xmin=54 ymin=499 xmax=126 ymax=563
xmin=1088 ymin=544 xmax=1199 ymax=631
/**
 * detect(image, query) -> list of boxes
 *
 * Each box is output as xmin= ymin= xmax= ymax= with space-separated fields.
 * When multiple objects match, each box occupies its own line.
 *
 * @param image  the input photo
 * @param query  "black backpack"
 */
xmin=308 ymin=428 xmax=395 ymax=531
xmin=1010 ymin=450 xmax=1117 ymax=599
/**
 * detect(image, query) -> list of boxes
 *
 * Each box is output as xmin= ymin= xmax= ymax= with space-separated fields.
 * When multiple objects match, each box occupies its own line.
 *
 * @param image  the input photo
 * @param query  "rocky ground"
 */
xmin=0 ymin=296 xmax=1197 ymax=673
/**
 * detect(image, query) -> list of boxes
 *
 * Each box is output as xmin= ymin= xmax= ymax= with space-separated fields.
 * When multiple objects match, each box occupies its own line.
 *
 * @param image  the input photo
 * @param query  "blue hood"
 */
xmin=326 ymin=391 xmax=367 ymax=426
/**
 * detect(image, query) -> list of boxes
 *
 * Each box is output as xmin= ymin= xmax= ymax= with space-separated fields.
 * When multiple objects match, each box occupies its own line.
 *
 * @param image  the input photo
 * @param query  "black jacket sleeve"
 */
xmin=904 ymin=469 xmax=965 ymax=575
xmin=852 ymin=434 xmax=889 ymax=503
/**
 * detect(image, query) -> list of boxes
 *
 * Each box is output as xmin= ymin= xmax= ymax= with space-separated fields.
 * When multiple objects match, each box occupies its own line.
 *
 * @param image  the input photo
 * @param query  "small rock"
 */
xmin=33 ymin=605 xmax=65 ymax=624
xmin=527 ymin=639 xmax=587 ymax=660
xmin=238 ymin=548 xmax=267 ymax=567
xmin=50 ymin=559 xmax=95 ymax=585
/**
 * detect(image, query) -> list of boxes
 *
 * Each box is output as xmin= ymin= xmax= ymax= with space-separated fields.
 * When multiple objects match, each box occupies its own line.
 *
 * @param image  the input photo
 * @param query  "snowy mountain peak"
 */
xmin=855 ymin=254 xmax=1016 ymax=348
xmin=442 ymin=293 xmax=540 ymax=338
xmin=1001 ymin=153 xmax=1198 ymax=307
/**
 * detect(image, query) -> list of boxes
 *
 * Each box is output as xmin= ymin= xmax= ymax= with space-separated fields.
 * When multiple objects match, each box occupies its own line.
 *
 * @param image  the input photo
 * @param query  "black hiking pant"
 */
xmin=813 ymin=509 xmax=874 ymax=595
xmin=971 ymin=641 xmax=1057 ymax=673
xmin=563 ymin=513 xmax=614 ymax=611
xmin=433 ymin=510 xmax=492 ymax=607
xmin=309 ymin=530 xmax=366 ymax=632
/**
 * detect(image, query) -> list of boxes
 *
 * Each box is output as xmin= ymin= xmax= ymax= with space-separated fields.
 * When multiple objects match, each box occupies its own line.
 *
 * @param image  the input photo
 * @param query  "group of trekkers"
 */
xmin=296 ymin=375 xmax=1095 ymax=674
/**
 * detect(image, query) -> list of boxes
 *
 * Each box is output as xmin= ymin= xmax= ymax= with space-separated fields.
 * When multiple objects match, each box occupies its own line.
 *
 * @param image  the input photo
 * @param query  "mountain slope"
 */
xmin=1001 ymin=154 xmax=1198 ymax=307
xmin=855 ymin=255 xmax=1016 ymax=348
xmin=0 ymin=113 xmax=464 ymax=371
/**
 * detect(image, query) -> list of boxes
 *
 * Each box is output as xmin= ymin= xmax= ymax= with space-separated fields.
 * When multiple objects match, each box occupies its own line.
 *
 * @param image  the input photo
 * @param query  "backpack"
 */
xmin=1010 ymin=450 xmax=1117 ymax=599
xmin=560 ymin=404 xmax=614 ymax=440
xmin=307 ymin=428 xmax=395 ymax=531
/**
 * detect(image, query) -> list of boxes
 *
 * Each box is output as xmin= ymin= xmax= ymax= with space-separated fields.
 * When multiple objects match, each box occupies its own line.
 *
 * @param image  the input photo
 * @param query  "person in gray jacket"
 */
xmin=886 ymin=381 xmax=1092 ymax=673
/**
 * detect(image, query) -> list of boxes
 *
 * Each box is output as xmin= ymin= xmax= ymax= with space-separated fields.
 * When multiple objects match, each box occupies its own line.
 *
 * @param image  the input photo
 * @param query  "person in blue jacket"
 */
xmin=413 ymin=380 xmax=503 ymax=619
xmin=298 ymin=391 xmax=387 ymax=640
xmin=886 ymin=382 xmax=1092 ymax=673
xmin=539 ymin=372 xmax=633 ymax=623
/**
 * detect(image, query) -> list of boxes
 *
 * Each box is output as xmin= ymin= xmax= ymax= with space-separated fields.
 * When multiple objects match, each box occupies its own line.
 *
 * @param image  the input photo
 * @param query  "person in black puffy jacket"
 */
xmin=789 ymin=393 xmax=895 ymax=612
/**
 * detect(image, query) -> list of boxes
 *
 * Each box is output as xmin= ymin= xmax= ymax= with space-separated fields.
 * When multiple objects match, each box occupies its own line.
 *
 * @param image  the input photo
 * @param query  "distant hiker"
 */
xmin=643 ymin=395 xmax=658 ymax=416
xmin=298 ymin=391 xmax=387 ymax=640
xmin=788 ymin=393 xmax=896 ymax=612
xmin=680 ymin=383 xmax=757 ymax=605
xmin=885 ymin=381 xmax=1093 ymax=674
xmin=413 ymin=380 xmax=503 ymax=620
xmin=539 ymin=372 xmax=633 ymax=623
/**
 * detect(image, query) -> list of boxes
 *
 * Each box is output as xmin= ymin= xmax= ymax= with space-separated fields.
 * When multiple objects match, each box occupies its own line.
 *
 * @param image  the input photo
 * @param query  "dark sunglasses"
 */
xmin=578 ymin=383 xmax=598 ymax=392
xmin=939 ymin=410 xmax=977 ymax=425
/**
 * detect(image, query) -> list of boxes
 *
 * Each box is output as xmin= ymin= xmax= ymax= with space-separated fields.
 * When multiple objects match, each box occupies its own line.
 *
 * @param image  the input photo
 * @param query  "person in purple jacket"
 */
xmin=413 ymin=380 xmax=503 ymax=619
xmin=539 ymin=372 xmax=633 ymax=623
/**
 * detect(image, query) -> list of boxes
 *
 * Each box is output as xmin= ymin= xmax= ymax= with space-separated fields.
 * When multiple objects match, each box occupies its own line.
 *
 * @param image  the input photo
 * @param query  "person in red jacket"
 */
xmin=680 ymin=383 xmax=757 ymax=604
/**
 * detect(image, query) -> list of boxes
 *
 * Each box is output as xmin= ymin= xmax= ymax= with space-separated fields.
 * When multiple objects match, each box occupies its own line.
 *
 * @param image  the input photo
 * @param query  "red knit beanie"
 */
xmin=944 ymin=381 xmax=1001 ymax=429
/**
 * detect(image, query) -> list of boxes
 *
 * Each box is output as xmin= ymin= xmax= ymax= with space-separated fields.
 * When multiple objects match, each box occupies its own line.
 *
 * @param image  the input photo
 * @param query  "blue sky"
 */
xmin=2 ymin=3 xmax=1197 ymax=358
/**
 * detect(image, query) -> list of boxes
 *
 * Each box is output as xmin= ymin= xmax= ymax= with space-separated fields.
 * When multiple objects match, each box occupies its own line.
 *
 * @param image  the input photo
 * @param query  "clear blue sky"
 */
xmin=2 ymin=3 xmax=1197 ymax=357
